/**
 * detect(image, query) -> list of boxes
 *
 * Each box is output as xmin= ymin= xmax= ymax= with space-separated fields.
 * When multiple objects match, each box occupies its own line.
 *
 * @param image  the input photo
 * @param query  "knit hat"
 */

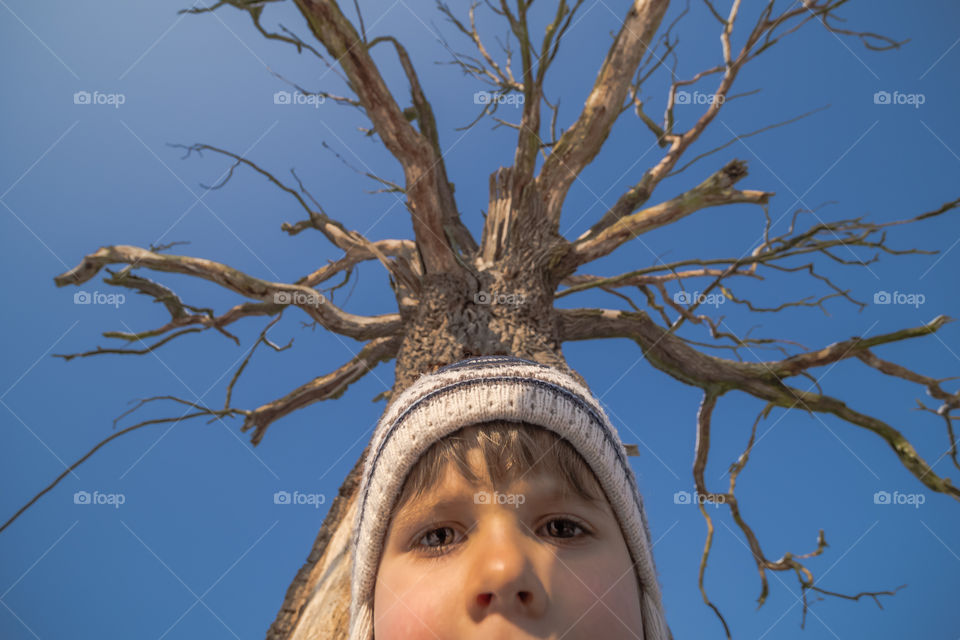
xmin=348 ymin=355 xmax=672 ymax=639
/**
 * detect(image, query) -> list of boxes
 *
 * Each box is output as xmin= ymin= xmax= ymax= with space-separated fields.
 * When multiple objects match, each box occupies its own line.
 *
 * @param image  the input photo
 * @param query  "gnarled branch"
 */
xmin=536 ymin=0 xmax=670 ymax=226
xmin=242 ymin=334 xmax=402 ymax=444
xmin=563 ymin=159 xmax=772 ymax=270
xmin=558 ymin=308 xmax=959 ymax=499
xmin=293 ymin=0 xmax=466 ymax=273
xmin=55 ymin=245 xmax=402 ymax=340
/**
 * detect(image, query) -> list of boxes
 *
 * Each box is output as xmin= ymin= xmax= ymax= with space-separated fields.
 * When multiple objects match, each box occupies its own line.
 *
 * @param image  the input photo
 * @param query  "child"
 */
xmin=349 ymin=355 xmax=672 ymax=639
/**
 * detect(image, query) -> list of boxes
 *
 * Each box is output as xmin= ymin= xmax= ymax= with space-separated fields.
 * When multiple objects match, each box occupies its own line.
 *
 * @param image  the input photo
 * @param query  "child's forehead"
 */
xmin=395 ymin=487 xmax=573 ymax=533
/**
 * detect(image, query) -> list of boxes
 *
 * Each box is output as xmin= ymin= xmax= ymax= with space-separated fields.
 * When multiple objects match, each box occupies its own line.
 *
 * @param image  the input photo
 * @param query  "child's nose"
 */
xmin=465 ymin=520 xmax=548 ymax=621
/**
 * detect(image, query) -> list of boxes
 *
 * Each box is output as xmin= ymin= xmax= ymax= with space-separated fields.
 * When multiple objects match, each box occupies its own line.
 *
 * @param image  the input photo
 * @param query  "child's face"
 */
xmin=373 ymin=449 xmax=645 ymax=639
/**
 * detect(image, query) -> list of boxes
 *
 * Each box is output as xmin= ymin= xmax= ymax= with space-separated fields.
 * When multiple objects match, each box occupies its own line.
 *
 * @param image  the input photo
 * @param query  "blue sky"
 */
xmin=2 ymin=0 xmax=959 ymax=638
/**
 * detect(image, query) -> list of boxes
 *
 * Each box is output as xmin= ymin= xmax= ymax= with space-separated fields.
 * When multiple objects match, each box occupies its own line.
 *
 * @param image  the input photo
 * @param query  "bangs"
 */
xmin=394 ymin=420 xmax=605 ymax=515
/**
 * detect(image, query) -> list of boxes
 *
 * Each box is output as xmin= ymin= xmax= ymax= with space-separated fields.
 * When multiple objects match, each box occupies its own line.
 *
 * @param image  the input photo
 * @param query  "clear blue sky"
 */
xmin=2 ymin=1 xmax=959 ymax=638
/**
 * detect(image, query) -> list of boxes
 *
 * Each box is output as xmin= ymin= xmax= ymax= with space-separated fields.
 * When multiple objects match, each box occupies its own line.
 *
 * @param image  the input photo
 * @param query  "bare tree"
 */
xmin=4 ymin=0 xmax=958 ymax=637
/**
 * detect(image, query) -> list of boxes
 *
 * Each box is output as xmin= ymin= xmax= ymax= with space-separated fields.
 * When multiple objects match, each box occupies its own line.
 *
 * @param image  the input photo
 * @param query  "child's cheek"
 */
xmin=568 ymin=558 xmax=645 ymax=631
xmin=375 ymin=580 xmax=450 ymax=640
xmin=558 ymin=556 xmax=639 ymax=615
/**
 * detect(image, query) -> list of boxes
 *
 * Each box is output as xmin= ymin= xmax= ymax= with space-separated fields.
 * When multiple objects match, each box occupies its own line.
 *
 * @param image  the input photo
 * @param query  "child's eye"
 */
xmin=539 ymin=517 xmax=591 ymax=540
xmin=410 ymin=517 xmax=591 ymax=558
xmin=413 ymin=526 xmax=461 ymax=555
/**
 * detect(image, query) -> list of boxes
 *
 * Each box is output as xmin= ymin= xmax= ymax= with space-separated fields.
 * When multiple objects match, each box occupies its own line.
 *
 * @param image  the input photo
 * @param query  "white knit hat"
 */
xmin=348 ymin=355 xmax=672 ymax=639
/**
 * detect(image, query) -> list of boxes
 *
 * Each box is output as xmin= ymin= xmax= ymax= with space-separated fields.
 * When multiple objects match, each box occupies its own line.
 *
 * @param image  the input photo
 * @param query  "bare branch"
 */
xmin=293 ymin=0 xmax=462 ymax=273
xmin=580 ymin=1 xmax=899 ymax=240
xmin=53 ymin=328 xmax=206 ymax=361
xmin=225 ymin=315 xmax=291 ymax=409
xmin=51 ymin=256 xmax=275 ymax=355
xmin=54 ymin=252 xmax=401 ymax=361
xmin=856 ymin=350 xmax=960 ymax=471
xmin=558 ymin=265 xmax=759 ymax=298
xmin=558 ymin=308 xmax=960 ymax=500
xmin=557 ymin=198 xmax=958 ymax=346
xmin=0 ymin=403 xmax=249 ymax=535
xmin=561 ymin=267 xmax=760 ymax=291
xmin=665 ymin=104 xmax=831 ymax=178
xmin=242 ymin=334 xmax=402 ymax=444
xmin=268 ymin=68 xmax=363 ymax=107
xmin=437 ymin=2 xmax=520 ymax=90
xmin=366 ymin=35 xmax=477 ymax=254
xmin=172 ymin=143 xmax=385 ymax=256
xmin=564 ymin=159 xmax=773 ymax=269
xmin=172 ymin=142 xmax=425 ymax=299
xmin=537 ymin=0 xmax=670 ymax=226
xmin=180 ymin=0 xmax=359 ymax=92
xmin=693 ymin=392 xmax=906 ymax=628
xmin=3 ymin=317 xmax=396 ymax=532
xmin=772 ymin=315 xmax=952 ymax=378
xmin=55 ymin=245 xmax=402 ymax=340
xmin=817 ymin=10 xmax=908 ymax=51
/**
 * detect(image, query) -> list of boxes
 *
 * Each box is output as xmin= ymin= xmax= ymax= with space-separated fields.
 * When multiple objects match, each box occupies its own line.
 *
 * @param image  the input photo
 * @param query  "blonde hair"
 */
xmin=393 ymin=420 xmax=606 ymax=515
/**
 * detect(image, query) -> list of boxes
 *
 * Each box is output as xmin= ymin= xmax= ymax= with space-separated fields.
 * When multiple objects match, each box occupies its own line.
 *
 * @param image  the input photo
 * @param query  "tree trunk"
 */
xmin=268 ymin=172 xmax=578 ymax=639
